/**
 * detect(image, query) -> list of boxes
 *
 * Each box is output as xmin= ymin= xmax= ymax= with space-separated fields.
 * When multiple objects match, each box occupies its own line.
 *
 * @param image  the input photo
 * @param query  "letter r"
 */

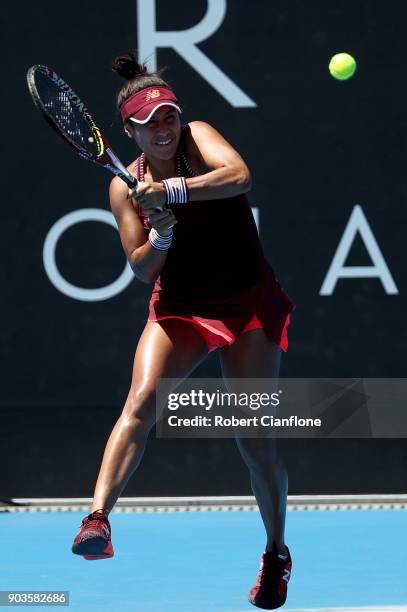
xmin=137 ymin=0 xmax=256 ymax=107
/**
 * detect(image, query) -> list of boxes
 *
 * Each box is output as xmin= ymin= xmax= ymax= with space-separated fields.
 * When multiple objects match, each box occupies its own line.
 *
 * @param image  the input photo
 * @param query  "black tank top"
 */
xmin=135 ymin=127 xmax=267 ymax=300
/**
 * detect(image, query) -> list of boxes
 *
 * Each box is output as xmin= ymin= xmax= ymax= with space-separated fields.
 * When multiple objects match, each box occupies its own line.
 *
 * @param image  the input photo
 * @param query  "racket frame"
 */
xmin=27 ymin=64 xmax=137 ymax=188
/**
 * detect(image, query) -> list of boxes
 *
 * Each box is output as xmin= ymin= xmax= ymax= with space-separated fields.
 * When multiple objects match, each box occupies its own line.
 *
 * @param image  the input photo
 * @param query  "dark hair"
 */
xmin=111 ymin=51 xmax=170 ymax=113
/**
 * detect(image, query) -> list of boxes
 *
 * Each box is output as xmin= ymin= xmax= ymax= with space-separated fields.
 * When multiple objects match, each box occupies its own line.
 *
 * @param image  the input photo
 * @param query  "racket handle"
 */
xmin=154 ymin=204 xmax=171 ymax=213
xmin=106 ymin=147 xmax=137 ymax=188
xmin=120 ymin=173 xmax=138 ymax=188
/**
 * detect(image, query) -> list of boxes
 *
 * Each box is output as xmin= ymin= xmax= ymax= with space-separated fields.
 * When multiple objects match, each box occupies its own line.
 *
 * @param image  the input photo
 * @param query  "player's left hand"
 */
xmin=129 ymin=181 xmax=168 ymax=215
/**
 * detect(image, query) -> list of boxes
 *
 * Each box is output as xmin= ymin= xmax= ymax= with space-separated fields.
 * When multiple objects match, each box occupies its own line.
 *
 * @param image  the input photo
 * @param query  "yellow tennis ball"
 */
xmin=329 ymin=53 xmax=357 ymax=80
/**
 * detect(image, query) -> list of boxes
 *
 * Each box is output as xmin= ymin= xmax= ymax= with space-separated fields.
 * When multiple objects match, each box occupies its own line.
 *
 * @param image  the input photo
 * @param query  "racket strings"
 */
xmin=35 ymin=71 xmax=99 ymax=157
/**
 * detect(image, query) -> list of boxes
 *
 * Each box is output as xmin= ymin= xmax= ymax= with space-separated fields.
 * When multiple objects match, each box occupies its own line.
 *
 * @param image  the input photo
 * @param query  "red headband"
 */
xmin=120 ymin=87 xmax=181 ymax=124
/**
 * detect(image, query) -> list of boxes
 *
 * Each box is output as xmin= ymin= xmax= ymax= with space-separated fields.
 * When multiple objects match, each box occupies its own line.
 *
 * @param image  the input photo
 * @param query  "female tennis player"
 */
xmin=72 ymin=52 xmax=295 ymax=610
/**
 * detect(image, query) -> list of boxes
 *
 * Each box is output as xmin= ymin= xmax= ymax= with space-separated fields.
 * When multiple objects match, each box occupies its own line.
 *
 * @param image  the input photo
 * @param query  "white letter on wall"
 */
xmin=43 ymin=209 xmax=134 ymax=302
xmin=137 ymin=0 xmax=256 ymax=108
xmin=320 ymin=204 xmax=398 ymax=295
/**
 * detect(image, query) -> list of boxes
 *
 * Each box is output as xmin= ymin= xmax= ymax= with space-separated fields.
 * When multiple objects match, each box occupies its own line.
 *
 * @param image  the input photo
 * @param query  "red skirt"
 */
xmin=148 ymin=263 xmax=295 ymax=353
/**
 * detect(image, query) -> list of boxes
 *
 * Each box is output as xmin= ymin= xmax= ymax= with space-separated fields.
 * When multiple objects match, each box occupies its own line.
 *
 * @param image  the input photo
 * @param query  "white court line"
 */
xmin=250 ymin=607 xmax=407 ymax=612
xmin=9 ymin=494 xmax=407 ymax=506
xmin=4 ymin=495 xmax=407 ymax=513
xmin=232 ymin=607 xmax=407 ymax=612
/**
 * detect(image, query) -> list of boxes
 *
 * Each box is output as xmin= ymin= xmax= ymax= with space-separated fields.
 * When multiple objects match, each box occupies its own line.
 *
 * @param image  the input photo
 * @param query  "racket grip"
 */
xmin=154 ymin=204 xmax=171 ymax=212
xmin=121 ymin=173 xmax=138 ymax=188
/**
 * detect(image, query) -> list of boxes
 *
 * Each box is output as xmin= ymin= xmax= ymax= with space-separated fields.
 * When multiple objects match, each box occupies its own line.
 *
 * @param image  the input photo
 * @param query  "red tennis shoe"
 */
xmin=72 ymin=509 xmax=114 ymax=560
xmin=248 ymin=546 xmax=292 ymax=609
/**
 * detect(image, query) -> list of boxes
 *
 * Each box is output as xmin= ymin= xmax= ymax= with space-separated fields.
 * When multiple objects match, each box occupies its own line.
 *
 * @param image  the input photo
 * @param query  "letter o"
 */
xmin=43 ymin=209 xmax=134 ymax=301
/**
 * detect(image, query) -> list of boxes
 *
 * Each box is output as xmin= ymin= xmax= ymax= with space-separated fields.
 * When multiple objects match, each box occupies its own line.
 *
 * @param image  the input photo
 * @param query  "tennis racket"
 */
xmin=26 ymin=64 xmax=137 ymax=188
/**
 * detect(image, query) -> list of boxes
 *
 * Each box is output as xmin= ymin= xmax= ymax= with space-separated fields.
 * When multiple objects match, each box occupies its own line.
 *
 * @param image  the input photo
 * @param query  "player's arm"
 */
xmin=129 ymin=122 xmax=252 ymax=214
xmin=109 ymin=176 xmax=172 ymax=284
xmin=182 ymin=121 xmax=252 ymax=200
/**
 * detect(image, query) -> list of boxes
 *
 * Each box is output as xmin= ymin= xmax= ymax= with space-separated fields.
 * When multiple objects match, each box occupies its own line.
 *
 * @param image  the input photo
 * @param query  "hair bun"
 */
xmin=112 ymin=52 xmax=147 ymax=81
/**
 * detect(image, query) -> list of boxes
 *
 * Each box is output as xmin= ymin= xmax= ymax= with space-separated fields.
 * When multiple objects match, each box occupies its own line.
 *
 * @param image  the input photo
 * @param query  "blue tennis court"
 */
xmin=1 ymin=505 xmax=406 ymax=611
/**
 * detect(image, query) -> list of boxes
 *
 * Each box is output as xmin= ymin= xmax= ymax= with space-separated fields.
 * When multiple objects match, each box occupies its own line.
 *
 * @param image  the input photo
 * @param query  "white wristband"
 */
xmin=162 ymin=177 xmax=188 ymax=204
xmin=148 ymin=227 xmax=173 ymax=251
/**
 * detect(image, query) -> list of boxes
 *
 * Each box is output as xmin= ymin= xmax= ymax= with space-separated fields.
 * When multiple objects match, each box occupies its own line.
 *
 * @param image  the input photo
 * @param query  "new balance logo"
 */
xmin=282 ymin=569 xmax=291 ymax=583
xmin=145 ymin=89 xmax=161 ymax=101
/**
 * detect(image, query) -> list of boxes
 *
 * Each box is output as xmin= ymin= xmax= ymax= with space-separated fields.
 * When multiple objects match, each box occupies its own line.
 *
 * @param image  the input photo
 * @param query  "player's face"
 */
xmin=128 ymin=106 xmax=182 ymax=160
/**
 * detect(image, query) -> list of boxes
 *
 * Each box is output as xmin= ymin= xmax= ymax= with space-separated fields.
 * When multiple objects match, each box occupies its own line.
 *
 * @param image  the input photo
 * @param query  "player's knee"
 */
xmin=238 ymin=438 xmax=282 ymax=474
xmin=121 ymin=386 xmax=157 ymax=430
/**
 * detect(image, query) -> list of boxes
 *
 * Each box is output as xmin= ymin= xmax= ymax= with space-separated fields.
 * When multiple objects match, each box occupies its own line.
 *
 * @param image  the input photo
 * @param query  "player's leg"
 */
xmin=219 ymin=329 xmax=287 ymax=554
xmin=219 ymin=329 xmax=292 ymax=607
xmin=91 ymin=319 xmax=209 ymax=513
xmin=72 ymin=319 xmax=209 ymax=559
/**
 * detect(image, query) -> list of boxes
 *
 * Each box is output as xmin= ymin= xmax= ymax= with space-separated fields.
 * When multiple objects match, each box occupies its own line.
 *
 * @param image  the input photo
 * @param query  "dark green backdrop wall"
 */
xmin=1 ymin=0 xmax=406 ymax=497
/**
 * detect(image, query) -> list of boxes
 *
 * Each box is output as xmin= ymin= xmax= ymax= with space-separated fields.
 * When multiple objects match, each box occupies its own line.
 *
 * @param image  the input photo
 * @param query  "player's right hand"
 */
xmin=147 ymin=208 xmax=178 ymax=236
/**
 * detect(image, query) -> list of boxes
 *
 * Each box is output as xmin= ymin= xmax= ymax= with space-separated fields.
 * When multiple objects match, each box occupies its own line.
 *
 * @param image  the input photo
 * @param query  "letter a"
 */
xmin=320 ymin=205 xmax=398 ymax=295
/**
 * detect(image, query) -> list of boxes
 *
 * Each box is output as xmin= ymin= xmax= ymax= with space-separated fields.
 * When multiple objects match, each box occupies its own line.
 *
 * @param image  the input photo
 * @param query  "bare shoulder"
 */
xmin=182 ymin=121 xmax=228 ymax=172
xmin=109 ymin=162 xmax=138 ymax=204
xmin=185 ymin=120 xmax=239 ymax=151
xmin=182 ymin=121 xmax=247 ymax=171
xmin=109 ymin=175 xmax=128 ymax=205
xmin=188 ymin=120 xmax=213 ymax=131
xmin=187 ymin=120 xmax=225 ymax=141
